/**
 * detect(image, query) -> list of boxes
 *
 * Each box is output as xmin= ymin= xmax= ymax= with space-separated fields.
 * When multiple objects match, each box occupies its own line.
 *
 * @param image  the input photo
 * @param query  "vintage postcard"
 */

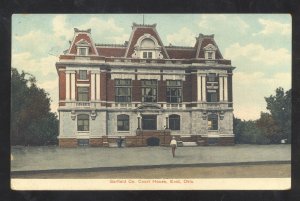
xmin=11 ymin=14 xmax=291 ymax=190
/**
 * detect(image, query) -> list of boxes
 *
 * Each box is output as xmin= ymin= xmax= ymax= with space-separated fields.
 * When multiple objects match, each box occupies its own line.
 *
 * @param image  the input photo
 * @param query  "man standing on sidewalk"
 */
xmin=170 ymin=136 xmax=177 ymax=157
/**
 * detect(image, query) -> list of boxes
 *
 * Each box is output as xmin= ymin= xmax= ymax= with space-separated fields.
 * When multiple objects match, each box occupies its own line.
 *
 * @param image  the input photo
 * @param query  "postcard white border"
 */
xmin=11 ymin=178 xmax=291 ymax=190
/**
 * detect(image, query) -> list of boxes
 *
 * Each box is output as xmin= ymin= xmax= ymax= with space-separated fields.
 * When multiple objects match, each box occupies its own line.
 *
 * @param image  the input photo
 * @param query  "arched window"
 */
xmin=208 ymin=114 xmax=218 ymax=130
xmin=169 ymin=114 xmax=180 ymax=130
xmin=117 ymin=114 xmax=129 ymax=131
xmin=141 ymin=38 xmax=155 ymax=48
xmin=77 ymin=114 xmax=89 ymax=131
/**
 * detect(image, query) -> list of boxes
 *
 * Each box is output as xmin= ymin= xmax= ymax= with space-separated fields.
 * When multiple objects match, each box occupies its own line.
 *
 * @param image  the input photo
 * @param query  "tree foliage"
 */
xmin=11 ymin=68 xmax=58 ymax=145
xmin=264 ymin=87 xmax=291 ymax=143
xmin=234 ymin=87 xmax=291 ymax=144
xmin=234 ymin=116 xmax=269 ymax=144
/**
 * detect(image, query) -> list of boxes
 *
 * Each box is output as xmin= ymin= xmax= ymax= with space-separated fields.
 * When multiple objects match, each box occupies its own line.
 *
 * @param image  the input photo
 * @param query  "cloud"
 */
xmin=224 ymin=43 xmax=290 ymax=66
xmin=108 ymin=33 xmax=130 ymax=44
xmin=78 ymin=17 xmax=124 ymax=34
xmin=233 ymin=71 xmax=291 ymax=120
xmin=52 ymin=15 xmax=73 ymax=40
xmin=166 ymin=27 xmax=196 ymax=46
xmin=12 ymin=52 xmax=57 ymax=76
xmin=197 ymin=15 xmax=250 ymax=34
xmin=253 ymin=18 xmax=291 ymax=36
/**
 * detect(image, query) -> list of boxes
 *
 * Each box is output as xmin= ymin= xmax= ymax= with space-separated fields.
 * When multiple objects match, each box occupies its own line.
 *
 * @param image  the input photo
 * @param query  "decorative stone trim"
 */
xmin=91 ymin=110 xmax=97 ymax=120
xmin=71 ymin=110 xmax=76 ymax=120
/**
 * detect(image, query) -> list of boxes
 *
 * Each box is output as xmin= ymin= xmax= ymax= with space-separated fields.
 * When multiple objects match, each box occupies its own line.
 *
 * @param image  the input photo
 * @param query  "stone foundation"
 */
xmin=59 ymin=138 xmax=77 ymax=147
xmin=90 ymin=138 xmax=103 ymax=147
xmin=59 ymin=135 xmax=234 ymax=147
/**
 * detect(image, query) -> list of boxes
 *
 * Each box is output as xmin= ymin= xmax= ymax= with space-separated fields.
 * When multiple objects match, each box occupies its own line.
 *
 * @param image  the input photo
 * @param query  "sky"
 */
xmin=12 ymin=14 xmax=291 ymax=120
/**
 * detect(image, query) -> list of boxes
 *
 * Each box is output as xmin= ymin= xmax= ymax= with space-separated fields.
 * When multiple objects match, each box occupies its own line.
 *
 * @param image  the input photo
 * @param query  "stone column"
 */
xmin=91 ymin=72 xmax=95 ymax=101
xmin=201 ymin=74 xmax=206 ymax=102
xmin=197 ymin=74 xmax=201 ymax=101
xmin=224 ymin=75 xmax=228 ymax=101
xmin=70 ymin=72 xmax=75 ymax=100
xmin=219 ymin=76 xmax=224 ymax=101
xmin=96 ymin=72 xmax=101 ymax=100
xmin=165 ymin=114 xmax=169 ymax=129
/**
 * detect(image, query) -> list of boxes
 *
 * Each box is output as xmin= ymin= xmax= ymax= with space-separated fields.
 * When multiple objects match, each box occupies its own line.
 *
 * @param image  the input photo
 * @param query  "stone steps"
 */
xmin=182 ymin=142 xmax=198 ymax=147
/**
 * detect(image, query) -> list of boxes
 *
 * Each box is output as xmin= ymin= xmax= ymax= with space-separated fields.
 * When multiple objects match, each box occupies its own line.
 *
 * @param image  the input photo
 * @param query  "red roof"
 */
xmin=125 ymin=25 xmax=169 ymax=58
xmin=66 ymin=25 xmax=226 ymax=61
xmin=166 ymin=48 xmax=196 ymax=59
xmin=196 ymin=37 xmax=223 ymax=59
xmin=97 ymin=47 xmax=126 ymax=57
xmin=69 ymin=33 xmax=97 ymax=55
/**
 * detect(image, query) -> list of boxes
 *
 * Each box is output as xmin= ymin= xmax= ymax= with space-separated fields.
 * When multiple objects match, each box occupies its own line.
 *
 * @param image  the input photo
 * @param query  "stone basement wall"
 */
xmin=58 ymin=136 xmax=234 ymax=147
xmin=201 ymin=137 xmax=235 ymax=146
xmin=59 ymin=138 xmax=77 ymax=147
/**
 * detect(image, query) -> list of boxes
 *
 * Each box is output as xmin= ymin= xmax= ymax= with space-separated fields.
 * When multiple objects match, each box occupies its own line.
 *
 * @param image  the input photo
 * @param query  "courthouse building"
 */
xmin=56 ymin=23 xmax=235 ymax=147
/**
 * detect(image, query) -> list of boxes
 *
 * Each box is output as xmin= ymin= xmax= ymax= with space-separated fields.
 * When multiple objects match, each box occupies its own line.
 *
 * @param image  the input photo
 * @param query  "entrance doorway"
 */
xmin=146 ymin=137 xmax=160 ymax=146
xmin=142 ymin=115 xmax=157 ymax=130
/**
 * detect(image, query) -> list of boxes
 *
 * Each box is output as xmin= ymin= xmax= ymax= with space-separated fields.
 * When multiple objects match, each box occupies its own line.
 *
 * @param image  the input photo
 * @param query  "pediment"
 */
xmin=75 ymin=39 xmax=91 ymax=47
xmin=203 ymin=43 xmax=217 ymax=51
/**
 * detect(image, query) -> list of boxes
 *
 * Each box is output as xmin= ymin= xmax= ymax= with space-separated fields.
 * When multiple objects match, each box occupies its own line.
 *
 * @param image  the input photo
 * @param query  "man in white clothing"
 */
xmin=170 ymin=136 xmax=177 ymax=157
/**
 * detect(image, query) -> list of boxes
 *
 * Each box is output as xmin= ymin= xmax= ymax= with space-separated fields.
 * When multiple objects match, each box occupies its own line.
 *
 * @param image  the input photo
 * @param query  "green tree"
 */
xmin=234 ymin=116 xmax=269 ymax=144
xmin=256 ymin=112 xmax=281 ymax=143
xmin=264 ymin=87 xmax=291 ymax=143
xmin=11 ymin=68 xmax=58 ymax=145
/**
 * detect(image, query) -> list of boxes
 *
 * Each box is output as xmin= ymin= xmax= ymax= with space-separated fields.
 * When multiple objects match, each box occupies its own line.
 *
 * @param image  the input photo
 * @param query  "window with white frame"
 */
xmin=142 ymin=80 xmax=157 ymax=102
xmin=169 ymin=114 xmax=180 ymax=130
xmin=166 ymin=80 xmax=182 ymax=103
xmin=115 ymin=79 xmax=132 ymax=102
xmin=117 ymin=114 xmax=129 ymax=131
xmin=79 ymin=70 xmax=88 ymax=80
xmin=77 ymin=87 xmax=89 ymax=101
xmin=142 ymin=51 xmax=153 ymax=59
xmin=208 ymin=114 xmax=218 ymax=131
xmin=77 ymin=114 xmax=89 ymax=131
xmin=207 ymin=52 xmax=213 ymax=59
xmin=78 ymin=47 xmax=88 ymax=56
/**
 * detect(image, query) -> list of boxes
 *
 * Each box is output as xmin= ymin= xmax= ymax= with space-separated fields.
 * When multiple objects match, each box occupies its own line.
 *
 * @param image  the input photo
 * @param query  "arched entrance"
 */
xmin=146 ymin=137 xmax=160 ymax=146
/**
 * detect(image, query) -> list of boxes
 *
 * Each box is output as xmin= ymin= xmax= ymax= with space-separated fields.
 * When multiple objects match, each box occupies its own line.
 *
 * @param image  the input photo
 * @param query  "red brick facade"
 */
xmin=57 ymin=24 xmax=235 ymax=148
xmin=58 ymin=70 xmax=66 ymax=101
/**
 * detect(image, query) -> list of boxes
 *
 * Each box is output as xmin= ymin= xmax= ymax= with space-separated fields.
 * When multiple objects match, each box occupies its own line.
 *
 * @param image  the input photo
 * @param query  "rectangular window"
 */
xmin=77 ymin=114 xmax=89 ymax=131
xmin=117 ymin=115 xmax=129 ymax=131
xmin=142 ymin=80 xmax=157 ymax=102
xmin=78 ymin=87 xmax=89 ymax=101
xmin=142 ymin=51 xmax=153 ymax=59
xmin=79 ymin=70 xmax=87 ymax=80
xmin=207 ymin=92 xmax=218 ymax=102
xmin=77 ymin=139 xmax=89 ymax=146
xmin=208 ymin=114 xmax=218 ymax=130
xmin=166 ymin=80 xmax=182 ymax=103
xmin=207 ymin=73 xmax=217 ymax=82
xmin=78 ymin=47 xmax=87 ymax=56
xmin=208 ymin=52 xmax=213 ymax=59
xmin=115 ymin=79 xmax=132 ymax=102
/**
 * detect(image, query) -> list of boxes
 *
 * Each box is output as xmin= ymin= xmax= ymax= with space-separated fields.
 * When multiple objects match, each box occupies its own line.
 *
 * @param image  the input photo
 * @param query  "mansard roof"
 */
xmin=195 ymin=34 xmax=223 ymax=59
xmin=66 ymin=23 xmax=226 ymax=60
xmin=124 ymin=23 xmax=170 ymax=59
xmin=68 ymin=28 xmax=98 ymax=55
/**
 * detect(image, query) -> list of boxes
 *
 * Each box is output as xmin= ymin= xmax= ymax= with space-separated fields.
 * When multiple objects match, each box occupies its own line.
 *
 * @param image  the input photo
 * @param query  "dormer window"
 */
xmin=75 ymin=39 xmax=91 ymax=56
xmin=207 ymin=52 xmax=213 ymax=60
xmin=132 ymin=33 xmax=164 ymax=59
xmin=204 ymin=44 xmax=217 ymax=60
xmin=143 ymin=51 xmax=153 ymax=59
xmin=78 ymin=47 xmax=88 ymax=56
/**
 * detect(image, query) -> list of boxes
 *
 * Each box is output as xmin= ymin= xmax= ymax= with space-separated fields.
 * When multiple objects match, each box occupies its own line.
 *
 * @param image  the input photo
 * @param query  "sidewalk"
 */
xmin=11 ymin=144 xmax=291 ymax=172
